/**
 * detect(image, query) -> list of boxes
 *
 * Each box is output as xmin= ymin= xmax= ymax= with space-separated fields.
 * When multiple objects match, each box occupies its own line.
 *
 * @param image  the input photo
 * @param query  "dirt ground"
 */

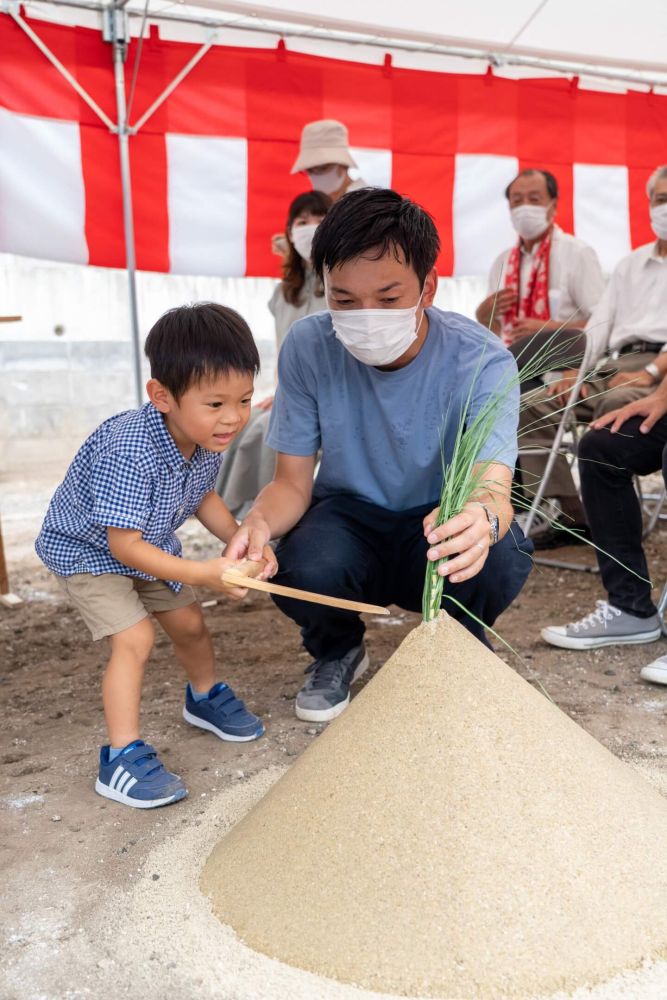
xmin=2 ymin=469 xmax=667 ymax=1000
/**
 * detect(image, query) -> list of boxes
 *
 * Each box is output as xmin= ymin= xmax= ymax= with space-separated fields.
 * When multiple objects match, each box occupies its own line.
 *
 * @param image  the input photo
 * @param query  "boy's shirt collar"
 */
xmin=144 ymin=402 xmax=203 ymax=471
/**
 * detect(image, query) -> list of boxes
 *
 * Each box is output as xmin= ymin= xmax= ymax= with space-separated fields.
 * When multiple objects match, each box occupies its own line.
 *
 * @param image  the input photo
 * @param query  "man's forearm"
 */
xmin=245 ymin=478 xmax=312 ymax=539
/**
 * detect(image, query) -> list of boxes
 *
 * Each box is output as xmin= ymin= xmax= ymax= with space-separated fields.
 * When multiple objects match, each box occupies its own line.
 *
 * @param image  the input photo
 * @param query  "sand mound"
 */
xmin=202 ymin=613 xmax=667 ymax=999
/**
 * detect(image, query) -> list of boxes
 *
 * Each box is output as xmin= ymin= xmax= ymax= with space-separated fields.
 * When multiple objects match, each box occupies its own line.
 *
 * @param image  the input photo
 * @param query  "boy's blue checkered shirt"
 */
xmin=35 ymin=403 xmax=223 ymax=592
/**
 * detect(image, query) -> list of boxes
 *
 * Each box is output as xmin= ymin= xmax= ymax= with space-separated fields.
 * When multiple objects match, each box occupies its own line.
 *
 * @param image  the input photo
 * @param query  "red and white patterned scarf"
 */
xmin=500 ymin=229 xmax=552 ymax=345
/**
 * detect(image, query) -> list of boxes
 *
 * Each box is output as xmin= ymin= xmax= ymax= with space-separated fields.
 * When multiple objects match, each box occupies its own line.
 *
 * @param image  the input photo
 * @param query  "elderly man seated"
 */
xmin=476 ymin=168 xmax=605 ymax=392
xmin=520 ymin=164 xmax=667 ymax=548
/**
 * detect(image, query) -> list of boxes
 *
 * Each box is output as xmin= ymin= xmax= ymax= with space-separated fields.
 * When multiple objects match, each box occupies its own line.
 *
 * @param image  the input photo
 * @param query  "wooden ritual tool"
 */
xmin=222 ymin=559 xmax=390 ymax=616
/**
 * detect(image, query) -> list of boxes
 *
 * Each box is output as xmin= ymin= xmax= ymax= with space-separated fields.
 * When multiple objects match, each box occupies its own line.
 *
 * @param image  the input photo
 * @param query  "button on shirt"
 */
xmin=35 ymin=403 xmax=222 ymax=591
xmin=266 ymin=307 xmax=519 ymax=512
xmin=584 ymin=242 xmax=667 ymax=366
xmin=488 ymin=225 xmax=605 ymax=324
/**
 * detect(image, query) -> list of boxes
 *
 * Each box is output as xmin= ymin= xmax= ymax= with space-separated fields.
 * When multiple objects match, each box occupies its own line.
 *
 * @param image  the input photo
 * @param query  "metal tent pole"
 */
xmin=106 ymin=6 xmax=143 ymax=409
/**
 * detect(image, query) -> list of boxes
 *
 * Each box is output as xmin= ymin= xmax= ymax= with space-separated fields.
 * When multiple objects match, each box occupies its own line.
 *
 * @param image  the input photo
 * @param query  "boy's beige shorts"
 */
xmin=56 ymin=573 xmax=197 ymax=641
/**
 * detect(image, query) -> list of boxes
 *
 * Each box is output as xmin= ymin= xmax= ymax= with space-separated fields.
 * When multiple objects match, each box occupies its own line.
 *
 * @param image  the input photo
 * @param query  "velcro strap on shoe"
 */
xmin=120 ymin=743 xmax=164 ymax=778
xmin=209 ymin=687 xmax=245 ymax=718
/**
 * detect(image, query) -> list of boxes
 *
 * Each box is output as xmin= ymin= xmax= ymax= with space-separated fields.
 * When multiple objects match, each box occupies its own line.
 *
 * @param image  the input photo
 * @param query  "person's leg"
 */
xmin=511 ymin=328 xmax=586 ymax=394
xmin=215 ymin=409 xmax=275 ymax=519
xmin=578 ymin=416 xmax=667 ymax=616
xmin=149 ymin=592 xmax=263 ymax=741
xmin=393 ymin=510 xmax=534 ymax=646
xmin=103 ymin=617 xmax=155 ymax=748
xmin=272 ymin=495 xmax=389 ymax=660
xmin=153 ymin=602 xmax=216 ymax=693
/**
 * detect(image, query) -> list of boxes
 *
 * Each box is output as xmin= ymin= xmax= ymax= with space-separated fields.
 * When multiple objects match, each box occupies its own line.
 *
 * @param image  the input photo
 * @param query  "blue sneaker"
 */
xmin=95 ymin=740 xmax=187 ymax=809
xmin=183 ymin=682 xmax=264 ymax=742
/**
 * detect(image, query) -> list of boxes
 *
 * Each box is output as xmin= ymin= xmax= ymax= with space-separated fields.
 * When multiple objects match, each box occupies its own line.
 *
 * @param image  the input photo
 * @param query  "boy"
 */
xmin=36 ymin=303 xmax=277 ymax=809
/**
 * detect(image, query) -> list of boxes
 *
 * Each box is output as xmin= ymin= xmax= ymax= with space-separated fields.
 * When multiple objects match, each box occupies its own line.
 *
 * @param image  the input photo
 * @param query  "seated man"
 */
xmin=541 ymin=168 xmax=667 ymax=659
xmin=476 ymin=168 xmax=605 ymax=391
xmin=227 ymin=188 xmax=533 ymax=723
xmin=518 ymin=164 xmax=667 ymax=544
xmin=541 ymin=384 xmax=667 ymax=667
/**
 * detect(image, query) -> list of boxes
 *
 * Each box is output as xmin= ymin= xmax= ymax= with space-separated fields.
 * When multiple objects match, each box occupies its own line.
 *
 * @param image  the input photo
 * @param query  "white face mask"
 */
xmin=329 ymin=291 xmax=425 ymax=367
xmin=510 ymin=204 xmax=550 ymax=241
xmin=650 ymin=204 xmax=667 ymax=241
xmin=308 ymin=166 xmax=344 ymax=195
xmin=290 ymin=222 xmax=319 ymax=262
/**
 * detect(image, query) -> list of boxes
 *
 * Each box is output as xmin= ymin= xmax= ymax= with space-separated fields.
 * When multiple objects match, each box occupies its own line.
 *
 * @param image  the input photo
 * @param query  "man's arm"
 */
xmin=225 ymin=453 xmax=317 ymax=562
xmin=196 ymin=491 xmax=278 ymax=578
xmin=423 ymin=462 xmax=513 ymax=585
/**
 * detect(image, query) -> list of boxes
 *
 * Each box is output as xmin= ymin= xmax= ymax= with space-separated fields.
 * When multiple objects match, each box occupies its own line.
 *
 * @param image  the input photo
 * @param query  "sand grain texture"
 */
xmin=202 ymin=613 xmax=667 ymax=999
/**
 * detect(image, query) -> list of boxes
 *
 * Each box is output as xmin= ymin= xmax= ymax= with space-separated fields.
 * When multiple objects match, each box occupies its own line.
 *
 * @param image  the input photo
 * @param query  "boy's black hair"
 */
xmin=144 ymin=302 xmax=260 ymax=400
xmin=505 ymin=168 xmax=559 ymax=201
xmin=311 ymin=187 xmax=440 ymax=286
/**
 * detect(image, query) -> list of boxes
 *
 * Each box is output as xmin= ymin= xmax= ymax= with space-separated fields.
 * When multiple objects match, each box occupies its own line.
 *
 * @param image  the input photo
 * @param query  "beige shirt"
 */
xmin=585 ymin=242 xmax=667 ymax=366
xmin=488 ymin=225 xmax=605 ymax=325
xmin=268 ymin=268 xmax=326 ymax=351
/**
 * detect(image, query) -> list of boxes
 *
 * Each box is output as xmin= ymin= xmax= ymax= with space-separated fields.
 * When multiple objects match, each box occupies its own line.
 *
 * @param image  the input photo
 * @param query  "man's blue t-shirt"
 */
xmin=266 ymin=307 xmax=518 ymax=512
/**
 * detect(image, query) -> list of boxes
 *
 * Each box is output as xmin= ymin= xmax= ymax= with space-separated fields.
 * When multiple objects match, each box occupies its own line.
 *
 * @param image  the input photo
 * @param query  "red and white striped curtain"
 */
xmin=1 ymin=13 xmax=665 ymax=278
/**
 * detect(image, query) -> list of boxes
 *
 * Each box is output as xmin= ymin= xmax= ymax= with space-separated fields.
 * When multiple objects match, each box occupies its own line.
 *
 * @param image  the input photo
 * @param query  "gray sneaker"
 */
xmin=295 ymin=644 xmax=370 ymax=722
xmin=541 ymin=600 xmax=662 ymax=650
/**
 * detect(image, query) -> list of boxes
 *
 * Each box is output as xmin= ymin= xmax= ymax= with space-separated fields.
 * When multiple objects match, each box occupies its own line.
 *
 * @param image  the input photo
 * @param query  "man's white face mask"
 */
xmin=510 ymin=204 xmax=551 ymax=241
xmin=328 ymin=289 xmax=425 ymax=367
xmin=650 ymin=203 xmax=667 ymax=241
xmin=308 ymin=165 xmax=345 ymax=195
xmin=290 ymin=223 xmax=319 ymax=262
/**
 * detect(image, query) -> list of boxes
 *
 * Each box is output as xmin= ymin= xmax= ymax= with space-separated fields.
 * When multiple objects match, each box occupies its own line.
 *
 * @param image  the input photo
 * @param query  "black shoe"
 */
xmin=532 ymin=518 xmax=591 ymax=550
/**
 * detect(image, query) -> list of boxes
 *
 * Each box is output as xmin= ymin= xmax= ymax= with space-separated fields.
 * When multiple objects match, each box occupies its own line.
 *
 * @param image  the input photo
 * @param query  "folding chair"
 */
xmin=518 ymin=359 xmax=599 ymax=573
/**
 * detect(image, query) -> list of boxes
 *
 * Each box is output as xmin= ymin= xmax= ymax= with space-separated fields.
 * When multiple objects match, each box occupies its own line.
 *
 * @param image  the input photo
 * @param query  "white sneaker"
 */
xmin=640 ymin=653 xmax=667 ymax=685
xmin=541 ymin=600 xmax=662 ymax=650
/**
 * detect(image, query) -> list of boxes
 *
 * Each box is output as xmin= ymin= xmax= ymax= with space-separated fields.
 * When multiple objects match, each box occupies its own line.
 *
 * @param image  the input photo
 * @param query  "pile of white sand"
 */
xmin=202 ymin=613 xmax=667 ymax=999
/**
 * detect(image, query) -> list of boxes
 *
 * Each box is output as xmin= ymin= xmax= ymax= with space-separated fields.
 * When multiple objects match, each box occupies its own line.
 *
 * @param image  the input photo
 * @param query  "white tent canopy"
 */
xmin=171 ymin=0 xmax=667 ymax=77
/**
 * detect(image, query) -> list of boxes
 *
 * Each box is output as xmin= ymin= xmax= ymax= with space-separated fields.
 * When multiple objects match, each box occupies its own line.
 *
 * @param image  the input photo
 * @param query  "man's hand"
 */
xmin=547 ymin=368 xmax=588 ymax=408
xmin=509 ymin=317 xmax=549 ymax=340
xmin=255 ymin=394 xmax=274 ymax=411
xmin=225 ymin=517 xmax=272 ymax=564
xmin=476 ymin=288 xmax=516 ymax=328
xmin=607 ymin=369 xmax=654 ymax=391
xmin=592 ymin=391 xmax=667 ymax=434
xmin=423 ymin=502 xmax=491 ymax=584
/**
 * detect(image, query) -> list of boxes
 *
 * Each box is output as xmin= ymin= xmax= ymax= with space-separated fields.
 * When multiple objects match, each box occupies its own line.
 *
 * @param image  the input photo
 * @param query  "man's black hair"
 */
xmin=505 ymin=169 xmax=559 ymax=201
xmin=144 ymin=302 xmax=260 ymax=400
xmin=311 ymin=187 xmax=440 ymax=286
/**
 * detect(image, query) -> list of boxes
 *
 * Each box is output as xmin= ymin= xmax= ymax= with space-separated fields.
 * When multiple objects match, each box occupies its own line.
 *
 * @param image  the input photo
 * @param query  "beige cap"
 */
xmin=291 ymin=119 xmax=358 ymax=174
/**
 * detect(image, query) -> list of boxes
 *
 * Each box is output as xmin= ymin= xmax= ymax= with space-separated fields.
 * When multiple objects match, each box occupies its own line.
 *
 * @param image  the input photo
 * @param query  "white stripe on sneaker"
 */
xmin=117 ymin=771 xmax=133 ymax=795
xmin=109 ymin=765 xmax=125 ymax=790
xmin=123 ymin=777 xmax=137 ymax=794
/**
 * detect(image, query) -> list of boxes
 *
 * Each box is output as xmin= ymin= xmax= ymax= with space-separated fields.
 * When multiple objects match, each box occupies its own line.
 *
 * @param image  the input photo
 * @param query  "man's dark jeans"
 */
xmin=578 ymin=416 xmax=667 ymax=618
xmin=272 ymin=494 xmax=534 ymax=657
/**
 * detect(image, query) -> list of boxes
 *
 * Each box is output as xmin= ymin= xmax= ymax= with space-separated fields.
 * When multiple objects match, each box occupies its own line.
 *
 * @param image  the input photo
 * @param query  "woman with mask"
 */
xmin=217 ymin=191 xmax=331 ymax=517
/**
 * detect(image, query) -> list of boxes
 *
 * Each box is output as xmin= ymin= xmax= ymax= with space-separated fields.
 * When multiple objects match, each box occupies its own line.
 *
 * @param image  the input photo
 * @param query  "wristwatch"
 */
xmin=645 ymin=362 xmax=660 ymax=384
xmin=476 ymin=503 xmax=500 ymax=546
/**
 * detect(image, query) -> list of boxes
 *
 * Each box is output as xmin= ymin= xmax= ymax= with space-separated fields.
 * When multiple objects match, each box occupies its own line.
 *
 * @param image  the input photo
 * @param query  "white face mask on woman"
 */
xmin=650 ymin=204 xmax=667 ymax=241
xmin=510 ymin=204 xmax=550 ymax=241
xmin=290 ymin=223 xmax=319 ymax=262
xmin=329 ymin=291 xmax=425 ymax=367
xmin=307 ymin=165 xmax=345 ymax=195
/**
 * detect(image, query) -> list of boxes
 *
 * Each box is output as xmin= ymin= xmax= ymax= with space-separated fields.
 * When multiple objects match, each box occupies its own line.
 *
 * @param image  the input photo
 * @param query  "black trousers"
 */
xmin=578 ymin=417 xmax=667 ymax=617
xmin=510 ymin=327 xmax=587 ymax=393
xmin=272 ymin=494 xmax=534 ymax=656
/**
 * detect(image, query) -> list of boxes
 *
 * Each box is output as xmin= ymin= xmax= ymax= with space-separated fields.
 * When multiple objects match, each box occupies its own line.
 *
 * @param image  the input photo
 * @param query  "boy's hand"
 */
xmin=194 ymin=557 xmax=249 ymax=600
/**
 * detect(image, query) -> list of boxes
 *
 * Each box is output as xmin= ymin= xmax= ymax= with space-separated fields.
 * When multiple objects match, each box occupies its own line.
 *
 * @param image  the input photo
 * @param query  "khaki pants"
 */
xmin=518 ymin=351 xmax=659 ymax=499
